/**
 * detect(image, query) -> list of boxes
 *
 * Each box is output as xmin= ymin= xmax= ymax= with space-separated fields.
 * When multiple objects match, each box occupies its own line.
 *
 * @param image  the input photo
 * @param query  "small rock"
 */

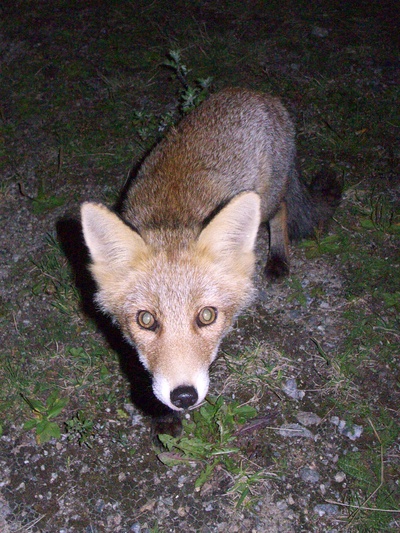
xmin=331 ymin=417 xmax=363 ymax=440
xmin=282 ymin=378 xmax=305 ymax=400
xmin=94 ymin=499 xmax=105 ymax=513
xmin=277 ymin=499 xmax=288 ymax=510
xmin=339 ymin=421 xmax=363 ymax=440
xmin=300 ymin=467 xmax=320 ymax=484
xmin=334 ymin=472 xmax=346 ymax=483
xmin=311 ymin=26 xmax=329 ymax=37
xmin=279 ymin=423 xmax=313 ymax=439
xmin=314 ymin=503 xmax=339 ymax=516
xmin=296 ymin=411 xmax=321 ymax=426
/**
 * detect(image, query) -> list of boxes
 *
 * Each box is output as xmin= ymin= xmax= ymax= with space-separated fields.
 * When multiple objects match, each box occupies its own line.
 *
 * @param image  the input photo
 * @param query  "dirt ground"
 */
xmin=0 ymin=1 xmax=399 ymax=532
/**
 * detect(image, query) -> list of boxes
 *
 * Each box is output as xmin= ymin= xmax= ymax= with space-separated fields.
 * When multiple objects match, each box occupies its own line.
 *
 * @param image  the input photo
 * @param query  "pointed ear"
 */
xmin=81 ymin=202 xmax=147 ymax=267
xmin=197 ymin=192 xmax=260 ymax=261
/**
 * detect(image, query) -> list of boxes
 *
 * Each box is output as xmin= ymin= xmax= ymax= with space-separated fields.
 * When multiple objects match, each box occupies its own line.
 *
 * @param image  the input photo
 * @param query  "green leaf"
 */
xmin=158 ymin=433 xmax=176 ymax=451
xmin=236 ymin=487 xmax=250 ymax=507
xmin=47 ymin=397 xmax=68 ymax=419
xmin=157 ymin=452 xmax=195 ymax=467
xmin=23 ymin=419 xmax=38 ymax=431
xmin=36 ymin=420 xmax=61 ymax=444
xmin=194 ymin=461 xmax=217 ymax=489
xmin=360 ymin=218 xmax=375 ymax=229
xmin=23 ymin=396 xmax=46 ymax=413
xmin=234 ymin=404 xmax=258 ymax=423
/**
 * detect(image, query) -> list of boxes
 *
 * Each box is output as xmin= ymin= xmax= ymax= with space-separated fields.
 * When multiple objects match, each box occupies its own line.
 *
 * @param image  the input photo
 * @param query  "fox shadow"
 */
xmin=56 ymin=213 xmax=181 ymax=436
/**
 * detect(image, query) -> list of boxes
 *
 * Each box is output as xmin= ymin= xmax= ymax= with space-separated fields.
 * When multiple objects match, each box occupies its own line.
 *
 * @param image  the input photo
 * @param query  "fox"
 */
xmin=81 ymin=88 xmax=341 ymax=427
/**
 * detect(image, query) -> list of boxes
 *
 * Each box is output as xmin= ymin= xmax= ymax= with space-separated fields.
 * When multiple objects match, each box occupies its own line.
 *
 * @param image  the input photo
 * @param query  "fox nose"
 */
xmin=170 ymin=385 xmax=198 ymax=409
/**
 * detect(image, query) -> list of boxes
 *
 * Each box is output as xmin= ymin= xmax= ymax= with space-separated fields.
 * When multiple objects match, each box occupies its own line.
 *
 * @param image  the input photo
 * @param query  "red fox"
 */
xmin=81 ymin=88 xmax=341 ymax=419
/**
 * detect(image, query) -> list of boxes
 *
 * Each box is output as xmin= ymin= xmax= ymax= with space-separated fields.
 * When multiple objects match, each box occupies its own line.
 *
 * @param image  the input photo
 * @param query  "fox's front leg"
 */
xmin=265 ymin=201 xmax=290 ymax=280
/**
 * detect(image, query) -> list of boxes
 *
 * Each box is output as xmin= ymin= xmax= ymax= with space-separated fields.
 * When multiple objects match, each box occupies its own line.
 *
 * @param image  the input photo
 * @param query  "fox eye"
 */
xmin=197 ymin=306 xmax=217 ymax=327
xmin=137 ymin=310 xmax=157 ymax=331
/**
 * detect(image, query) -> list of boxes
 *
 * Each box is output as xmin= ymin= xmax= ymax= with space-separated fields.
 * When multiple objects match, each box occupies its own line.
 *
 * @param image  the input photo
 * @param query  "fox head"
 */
xmin=81 ymin=192 xmax=260 ymax=411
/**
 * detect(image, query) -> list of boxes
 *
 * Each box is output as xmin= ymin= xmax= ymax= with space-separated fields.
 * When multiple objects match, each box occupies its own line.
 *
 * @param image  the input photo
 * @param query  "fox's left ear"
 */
xmin=197 ymin=191 xmax=261 ymax=260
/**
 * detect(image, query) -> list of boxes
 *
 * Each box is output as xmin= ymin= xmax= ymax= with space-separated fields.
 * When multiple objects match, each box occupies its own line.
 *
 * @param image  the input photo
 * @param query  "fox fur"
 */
xmin=81 ymin=88 xmax=341 ymax=414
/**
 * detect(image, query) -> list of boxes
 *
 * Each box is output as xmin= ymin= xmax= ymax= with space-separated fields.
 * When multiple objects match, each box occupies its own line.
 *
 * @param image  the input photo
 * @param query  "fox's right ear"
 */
xmin=81 ymin=203 xmax=147 ymax=267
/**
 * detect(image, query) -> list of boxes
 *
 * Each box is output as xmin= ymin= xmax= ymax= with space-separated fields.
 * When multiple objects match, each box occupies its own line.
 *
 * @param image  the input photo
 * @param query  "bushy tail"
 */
xmin=286 ymin=168 xmax=342 ymax=241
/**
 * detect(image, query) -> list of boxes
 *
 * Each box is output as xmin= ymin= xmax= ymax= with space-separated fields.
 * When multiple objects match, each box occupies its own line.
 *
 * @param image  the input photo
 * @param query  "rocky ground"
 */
xmin=0 ymin=1 xmax=399 ymax=532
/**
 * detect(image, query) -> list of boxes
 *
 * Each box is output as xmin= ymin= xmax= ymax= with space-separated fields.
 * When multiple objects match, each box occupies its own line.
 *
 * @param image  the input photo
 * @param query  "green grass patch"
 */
xmin=336 ymin=416 xmax=399 ymax=532
xmin=157 ymin=395 xmax=267 ymax=506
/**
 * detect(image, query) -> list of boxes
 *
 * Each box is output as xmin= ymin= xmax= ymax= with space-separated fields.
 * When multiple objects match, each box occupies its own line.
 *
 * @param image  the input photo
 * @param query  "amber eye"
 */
xmin=197 ymin=306 xmax=217 ymax=327
xmin=137 ymin=310 xmax=157 ymax=331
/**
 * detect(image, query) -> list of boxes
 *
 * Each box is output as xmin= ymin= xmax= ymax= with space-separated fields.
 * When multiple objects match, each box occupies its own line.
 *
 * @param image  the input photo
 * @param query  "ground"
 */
xmin=0 ymin=1 xmax=399 ymax=532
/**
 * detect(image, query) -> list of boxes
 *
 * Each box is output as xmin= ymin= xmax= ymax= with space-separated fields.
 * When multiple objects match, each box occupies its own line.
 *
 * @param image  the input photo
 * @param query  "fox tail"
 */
xmin=286 ymin=168 xmax=342 ymax=241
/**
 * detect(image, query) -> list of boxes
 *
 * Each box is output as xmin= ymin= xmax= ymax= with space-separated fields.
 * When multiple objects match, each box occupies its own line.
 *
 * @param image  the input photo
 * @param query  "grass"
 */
xmin=157 ymin=395 xmax=267 ymax=507
xmin=333 ymin=416 xmax=400 ymax=532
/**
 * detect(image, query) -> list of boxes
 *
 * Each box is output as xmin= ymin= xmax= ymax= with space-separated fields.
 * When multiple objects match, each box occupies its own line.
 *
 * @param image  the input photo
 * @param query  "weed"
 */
xmin=19 ymin=178 xmax=66 ymax=214
xmin=157 ymin=395 xmax=266 ymax=506
xmin=361 ymin=192 xmax=399 ymax=235
xmin=286 ymin=276 xmax=308 ymax=307
xmin=301 ymin=233 xmax=342 ymax=259
xmin=131 ymin=50 xmax=212 ymax=151
xmin=22 ymin=389 xmax=68 ymax=444
xmin=163 ymin=50 xmax=213 ymax=113
xmin=65 ymin=411 xmax=95 ymax=448
xmin=131 ymin=109 xmax=175 ymax=149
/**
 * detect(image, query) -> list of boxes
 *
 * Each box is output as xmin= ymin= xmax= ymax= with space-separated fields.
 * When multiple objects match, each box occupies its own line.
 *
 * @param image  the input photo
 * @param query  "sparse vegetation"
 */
xmin=0 ymin=0 xmax=398 ymax=530
xmin=158 ymin=395 xmax=264 ymax=506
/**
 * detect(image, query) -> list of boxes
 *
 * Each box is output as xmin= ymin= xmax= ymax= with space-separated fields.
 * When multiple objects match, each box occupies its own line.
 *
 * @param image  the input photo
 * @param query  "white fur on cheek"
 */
xmin=193 ymin=367 xmax=210 ymax=406
xmin=152 ymin=373 xmax=177 ymax=410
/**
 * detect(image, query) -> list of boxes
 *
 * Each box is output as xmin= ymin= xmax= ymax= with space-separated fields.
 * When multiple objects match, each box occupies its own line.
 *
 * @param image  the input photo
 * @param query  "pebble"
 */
xmin=331 ymin=417 xmax=363 ymax=440
xmin=279 ymin=423 xmax=314 ymax=439
xmin=311 ymin=26 xmax=329 ymax=37
xmin=296 ymin=411 xmax=321 ymax=426
xmin=300 ymin=467 xmax=320 ymax=484
xmin=334 ymin=472 xmax=346 ymax=483
xmin=314 ymin=503 xmax=339 ymax=516
xmin=282 ymin=378 xmax=305 ymax=400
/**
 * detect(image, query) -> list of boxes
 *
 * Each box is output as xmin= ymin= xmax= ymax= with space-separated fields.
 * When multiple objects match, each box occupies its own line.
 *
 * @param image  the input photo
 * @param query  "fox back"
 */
xmin=81 ymin=88 xmax=340 ymax=413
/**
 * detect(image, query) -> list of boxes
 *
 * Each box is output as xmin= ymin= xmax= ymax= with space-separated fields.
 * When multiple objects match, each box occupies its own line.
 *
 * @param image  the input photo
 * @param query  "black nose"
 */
xmin=170 ymin=386 xmax=198 ymax=409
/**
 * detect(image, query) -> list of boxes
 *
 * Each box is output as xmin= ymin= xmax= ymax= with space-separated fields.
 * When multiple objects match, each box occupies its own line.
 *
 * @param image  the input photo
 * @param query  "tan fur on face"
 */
xmin=81 ymin=193 xmax=260 ymax=407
